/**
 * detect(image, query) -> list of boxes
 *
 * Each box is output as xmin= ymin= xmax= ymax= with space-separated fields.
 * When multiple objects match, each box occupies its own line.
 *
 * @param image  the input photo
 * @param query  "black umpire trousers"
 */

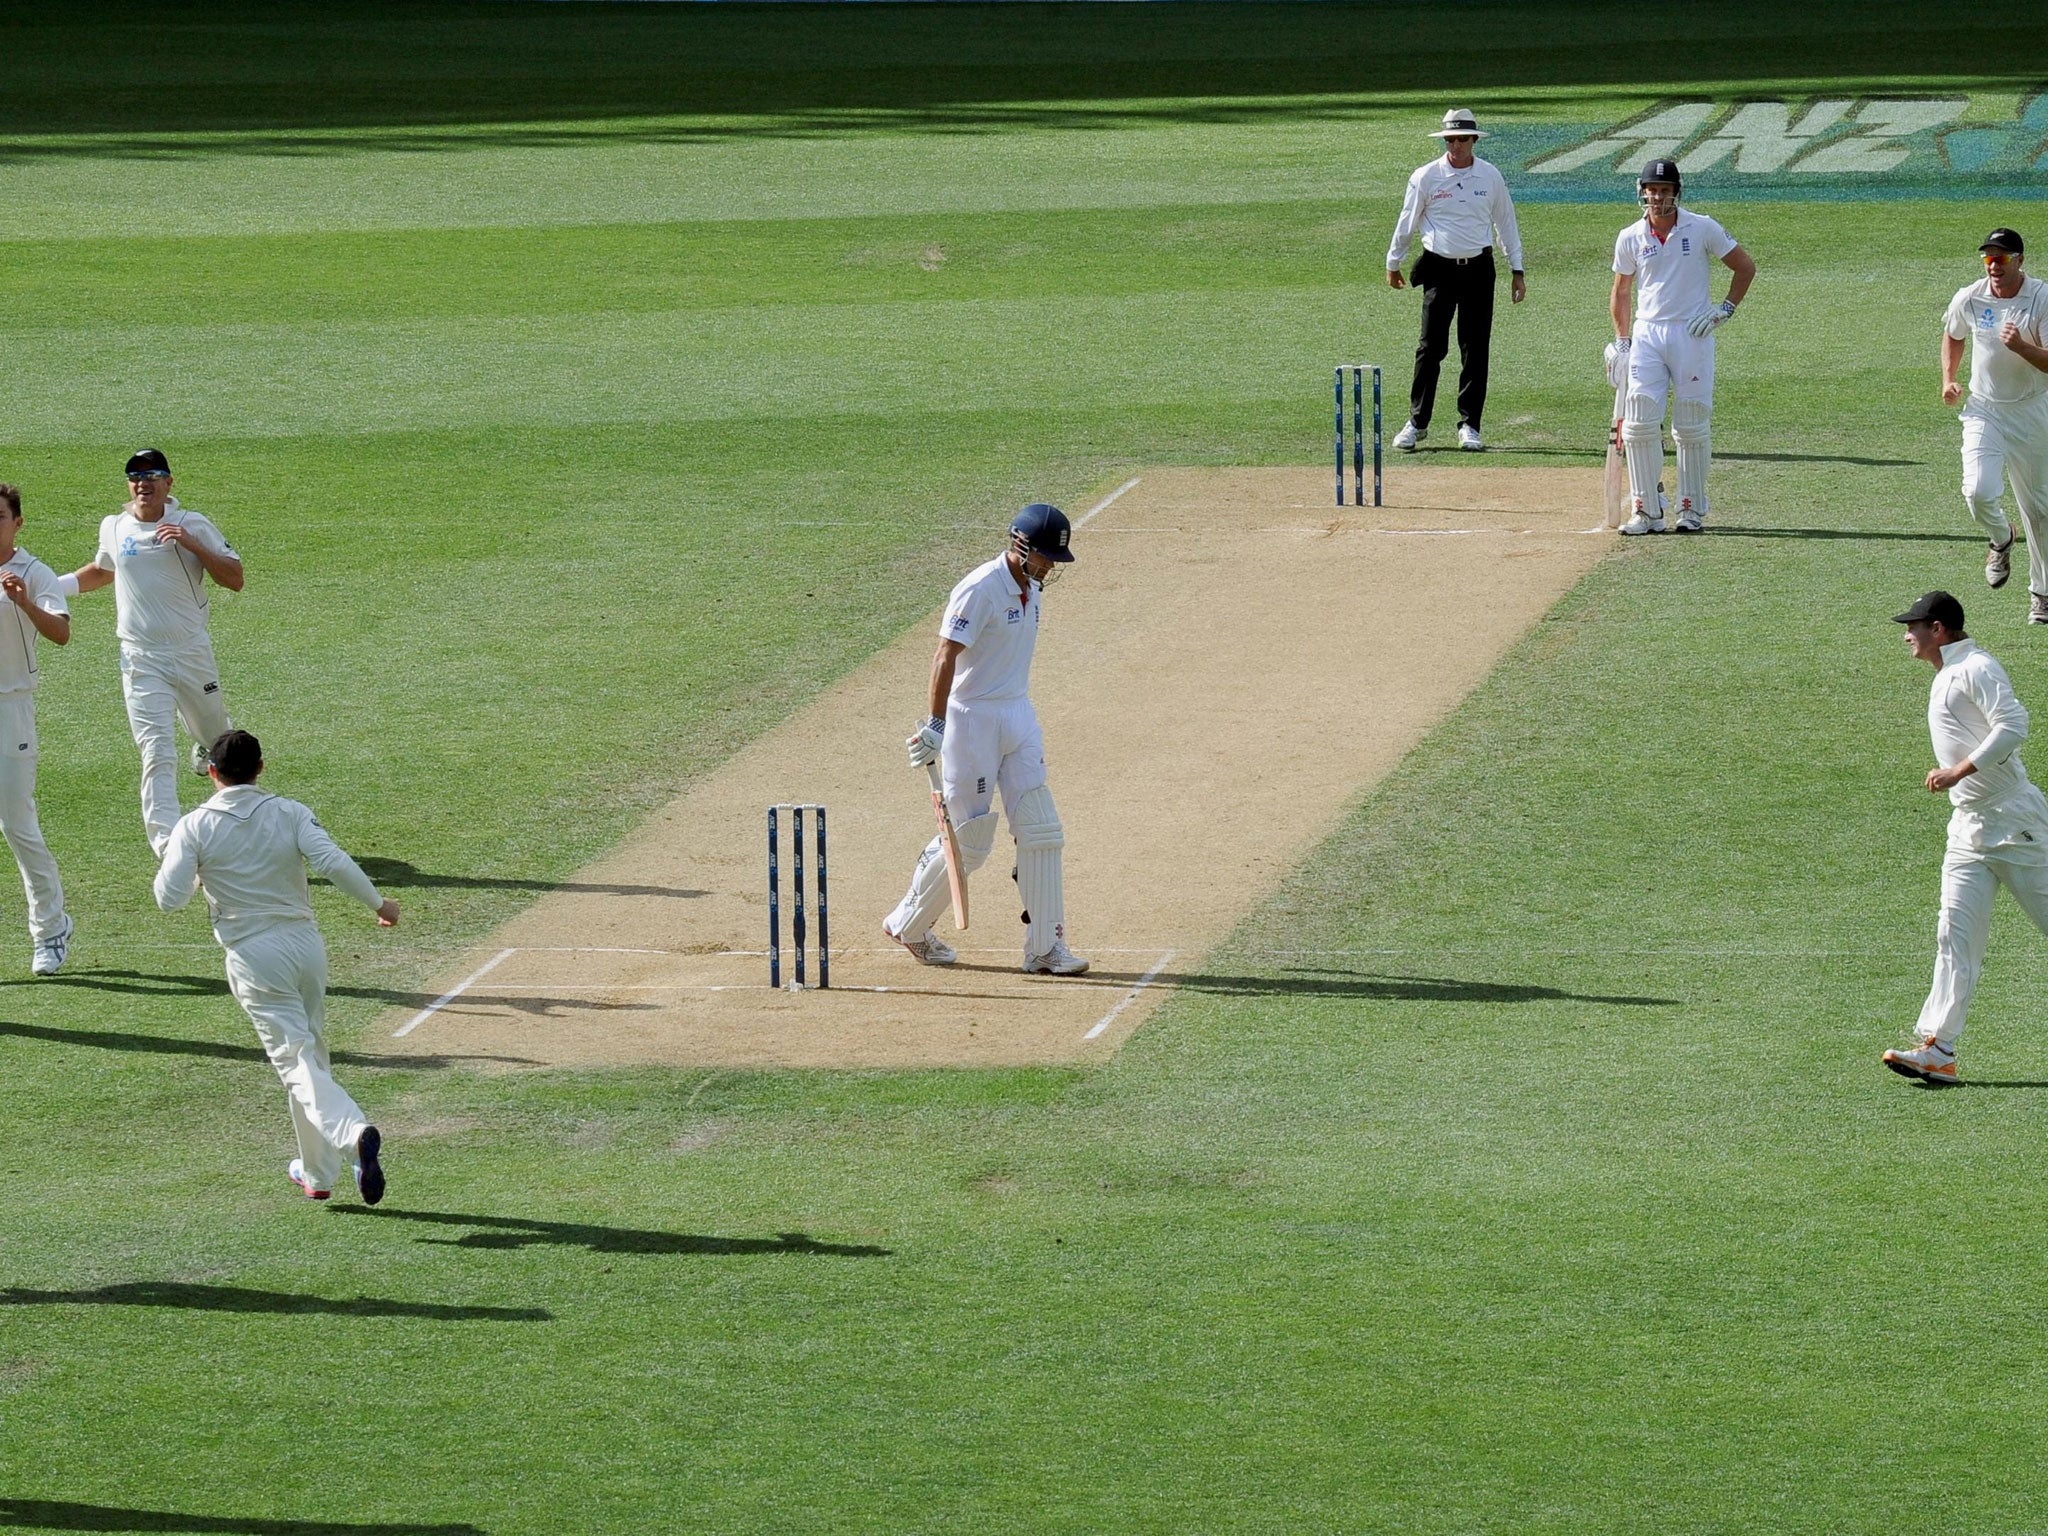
xmin=1407 ymin=247 xmax=1495 ymax=432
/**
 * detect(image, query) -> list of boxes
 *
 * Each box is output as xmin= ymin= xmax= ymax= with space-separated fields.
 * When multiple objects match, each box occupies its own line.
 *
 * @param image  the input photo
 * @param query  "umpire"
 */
xmin=1386 ymin=108 xmax=1527 ymax=453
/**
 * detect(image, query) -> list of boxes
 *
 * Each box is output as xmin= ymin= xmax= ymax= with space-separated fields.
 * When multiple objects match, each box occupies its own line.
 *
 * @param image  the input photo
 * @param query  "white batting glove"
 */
xmin=1686 ymin=300 xmax=1736 ymax=338
xmin=906 ymin=716 xmax=944 ymax=769
xmin=1603 ymin=338 xmax=1631 ymax=389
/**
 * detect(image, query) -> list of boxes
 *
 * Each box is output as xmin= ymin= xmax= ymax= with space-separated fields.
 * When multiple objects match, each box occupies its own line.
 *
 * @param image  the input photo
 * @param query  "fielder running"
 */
xmin=1609 ymin=159 xmax=1757 ymax=535
xmin=1940 ymin=228 xmax=2048 ymax=618
xmin=883 ymin=503 xmax=1088 ymax=976
xmin=154 ymin=730 xmax=398 ymax=1202
xmin=64 ymin=449 xmax=244 ymax=856
xmin=0 ymin=485 xmax=75 ymax=976
xmin=1884 ymin=592 xmax=2048 ymax=1087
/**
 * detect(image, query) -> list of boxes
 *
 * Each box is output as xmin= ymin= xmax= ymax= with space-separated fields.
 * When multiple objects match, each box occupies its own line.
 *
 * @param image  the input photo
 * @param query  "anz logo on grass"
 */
xmin=1497 ymin=93 xmax=2048 ymax=201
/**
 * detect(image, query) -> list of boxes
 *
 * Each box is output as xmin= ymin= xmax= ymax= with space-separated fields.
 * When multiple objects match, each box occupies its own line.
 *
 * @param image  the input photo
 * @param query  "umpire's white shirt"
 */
xmin=1929 ymin=638 xmax=2047 ymax=848
xmin=1614 ymin=210 xmax=1738 ymax=325
xmin=1385 ymin=155 xmax=1524 ymax=270
xmin=154 ymin=786 xmax=384 ymax=946
xmin=941 ymin=556 xmax=1040 ymax=704
xmin=0 ymin=551 xmax=67 ymax=695
xmin=94 ymin=498 xmax=235 ymax=648
xmin=1946 ymin=275 xmax=2048 ymax=405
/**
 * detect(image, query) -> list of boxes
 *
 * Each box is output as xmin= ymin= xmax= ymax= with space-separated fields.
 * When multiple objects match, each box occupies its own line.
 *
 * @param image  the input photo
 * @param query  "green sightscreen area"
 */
xmin=3 ymin=2 xmax=2048 ymax=1531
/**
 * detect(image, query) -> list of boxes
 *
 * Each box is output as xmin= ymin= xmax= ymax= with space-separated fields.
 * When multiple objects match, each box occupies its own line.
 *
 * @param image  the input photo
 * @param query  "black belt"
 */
xmin=1431 ymin=247 xmax=1492 ymax=266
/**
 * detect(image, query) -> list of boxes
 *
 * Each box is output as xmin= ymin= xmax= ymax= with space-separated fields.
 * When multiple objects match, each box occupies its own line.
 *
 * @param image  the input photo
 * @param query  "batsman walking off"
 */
xmin=884 ymin=503 xmax=1088 ymax=976
xmin=155 ymin=731 xmax=398 ymax=1201
xmin=64 ymin=449 xmax=244 ymax=855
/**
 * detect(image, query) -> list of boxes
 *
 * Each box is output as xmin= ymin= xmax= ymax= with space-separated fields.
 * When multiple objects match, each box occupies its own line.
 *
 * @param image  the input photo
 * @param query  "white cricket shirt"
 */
xmin=94 ymin=497 xmax=235 ymax=648
xmin=154 ymin=785 xmax=385 ymax=947
xmin=1928 ymin=638 xmax=2033 ymax=811
xmin=1944 ymin=275 xmax=2048 ymax=405
xmin=1386 ymin=155 xmax=1525 ymax=271
xmin=0 ymin=550 xmax=67 ymax=696
xmin=1614 ymin=209 xmax=1739 ymax=325
xmin=938 ymin=554 xmax=1040 ymax=705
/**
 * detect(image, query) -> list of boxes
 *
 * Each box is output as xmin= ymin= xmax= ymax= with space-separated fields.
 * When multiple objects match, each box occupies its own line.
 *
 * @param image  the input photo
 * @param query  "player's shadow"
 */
xmin=1951 ymin=1079 xmax=2048 ymax=1090
xmin=0 ymin=1017 xmax=539 ymax=1070
xmin=0 ymin=1501 xmax=483 ymax=1534
xmin=333 ymin=1207 xmax=891 ymax=1258
xmin=341 ymin=857 xmax=705 ymax=900
xmin=945 ymin=962 xmax=1675 ymax=1008
xmin=1700 ymin=527 xmax=1979 ymax=543
xmin=0 ymin=967 xmax=658 ymax=1023
xmin=1716 ymin=451 xmax=1924 ymax=467
xmin=0 ymin=1281 xmax=546 ymax=1323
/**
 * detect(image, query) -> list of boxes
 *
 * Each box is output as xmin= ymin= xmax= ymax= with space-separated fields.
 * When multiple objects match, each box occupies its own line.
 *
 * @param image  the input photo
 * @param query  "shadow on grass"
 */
xmin=1703 ymin=527 xmax=1980 ymax=544
xmin=344 ymin=857 xmax=704 ymax=901
xmin=0 ymin=1504 xmax=480 ymax=1534
xmin=333 ymin=1207 xmax=890 ymax=1258
xmin=0 ymin=968 xmax=657 ymax=1022
xmin=1951 ymin=1080 xmax=2048 ymax=1090
xmin=1716 ymin=452 xmax=1925 ymax=467
xmin=0 ymin=1282 xmax=545 ymax=1322
xmin=0 ymin=1018 xmax=537 ymax=1070
xmin=944 ymin=962 xmax=1677 ymax=1007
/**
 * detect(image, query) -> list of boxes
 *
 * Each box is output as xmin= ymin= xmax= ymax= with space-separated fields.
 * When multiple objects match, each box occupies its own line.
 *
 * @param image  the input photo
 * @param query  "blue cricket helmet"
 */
xmin=1010 ymin=502 xmax=1076 ymax=562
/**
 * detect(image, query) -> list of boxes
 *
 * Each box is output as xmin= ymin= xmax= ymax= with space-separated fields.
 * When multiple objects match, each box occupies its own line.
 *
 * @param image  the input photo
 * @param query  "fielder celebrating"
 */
xmin=64 ymin=449 xmax=244 ymax=855
xmin=155 ymin=730 xmax=398 ymax=1202
xmin=1609 ymin=159 xmax=1757 ymax=535
xmin=1884 ymin=591 xmax=2048 ymax=1087
xmin=1940 ymin=229 xmax=2048 ymax=616
xmin=883 ymin=502 xmax=1088 ymax=976
xmin=0 ymin=485 xmax=75 ymax=976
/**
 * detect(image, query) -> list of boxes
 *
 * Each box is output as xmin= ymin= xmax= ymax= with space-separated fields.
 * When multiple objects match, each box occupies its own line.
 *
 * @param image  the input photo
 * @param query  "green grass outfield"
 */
xmin=4 ymin=3 xmax=2048 ymax=1531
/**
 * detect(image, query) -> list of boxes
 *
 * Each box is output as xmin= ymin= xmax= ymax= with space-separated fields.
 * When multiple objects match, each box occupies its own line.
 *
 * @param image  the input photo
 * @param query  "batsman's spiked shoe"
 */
xmin=883 ymin=922 xmax=956 ymax=966
xmin=31 ymin=914 xmax=72 ymax=977
xmin=1988 ymin=536 xmax=2015 ymax=589
xmin=189 ymin=740 xmax=211 ymax=777
xmin=1023 ymin=941 xmax=1090 ymax=976
xmin=288 ymin=1159 xmax=331 ymax=1200
xmin=1619 ymin=510 xmax=1668 ymax=536
xmin=1391 ymin=422 xmax=1425 ymax=452
xmin=352 ymin=1126 xmax=385 ymax=1206
xmin=2031 ymin=592 xmax=2048 ymax=625
xmin=1675 ymin=509 xmax=1706 ymax=534
xmin=1882 ymin=1039 xmax=1959 ymax=1086
xmin=1457 ymin=424 xmax=1484 ymax=452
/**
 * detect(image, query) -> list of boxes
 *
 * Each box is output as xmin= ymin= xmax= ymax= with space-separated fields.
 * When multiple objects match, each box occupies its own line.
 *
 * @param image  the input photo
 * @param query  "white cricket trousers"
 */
xmin=119 ymin=637 xmax=231 ymax=854
xmin=1917 ymin=829 xmax=2048 ymax=1048
xmin=225 ymin=919 xmax=367 ymax=1192
xmin=1959 ymin=394 xmax=2048 ymax=596
xmin=0 ymin=693 xmax=64 ymax=944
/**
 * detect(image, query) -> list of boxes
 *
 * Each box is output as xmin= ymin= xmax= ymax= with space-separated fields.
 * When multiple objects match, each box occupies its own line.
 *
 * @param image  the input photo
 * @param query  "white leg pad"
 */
xmin=1621 ymin=394 xmax=1665 ymax=516
xmin=1009 ymin=784 xmax=1067 ymax=957
xmin=886 ymin=809 xmax=997 ymax=939
xmin=1672 ymin=397 xmax=1711 ymax=520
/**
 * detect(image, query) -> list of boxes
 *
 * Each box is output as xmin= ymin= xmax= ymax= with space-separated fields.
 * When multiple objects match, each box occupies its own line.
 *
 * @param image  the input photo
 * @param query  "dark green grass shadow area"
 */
xmin=330 ymin=1207 xmax=889 ymax=1259
xmin=0 ymin=1502 xmax=481 ymax=1534
xmin=0 ymin=1283 xmax=545 ymax=1323
xmin=949 ymin=960 xmax=1676 ymax=1007
xmin=341 ymin=858 xmax=705 ymax=901
xmin=0 ymin=1016 xmax=537 ymax=1071
xmin=1703 ymin=526 xmax=1979 ymax=543
xmin=0 ymin=967 xmax=656 ymax=1025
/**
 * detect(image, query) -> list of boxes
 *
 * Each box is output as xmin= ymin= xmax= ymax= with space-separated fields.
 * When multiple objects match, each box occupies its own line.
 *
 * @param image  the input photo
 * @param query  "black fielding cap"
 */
xmin=1980 ymin=228 xmax=2024 ymax=255
xmin=1894 ymin=590 xmax=1966 ymax=629
xmin=124 ymin=447 xmax=170 ymax=476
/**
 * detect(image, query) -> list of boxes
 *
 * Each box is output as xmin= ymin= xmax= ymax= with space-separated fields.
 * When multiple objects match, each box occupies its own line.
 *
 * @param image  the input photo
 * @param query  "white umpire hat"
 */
xmin=1428 ymin=108 xmax=1488 ymax=139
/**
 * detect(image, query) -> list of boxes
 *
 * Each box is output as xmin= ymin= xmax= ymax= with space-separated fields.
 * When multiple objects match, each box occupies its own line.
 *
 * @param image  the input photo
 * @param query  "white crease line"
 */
xmin=393 ymin=948 xmax=517 ymax=1037
xmin=1074 ymin=476 xmax=1141 ymax=528
xmin=1084 ymin=950 xmax=1176 ymax=1041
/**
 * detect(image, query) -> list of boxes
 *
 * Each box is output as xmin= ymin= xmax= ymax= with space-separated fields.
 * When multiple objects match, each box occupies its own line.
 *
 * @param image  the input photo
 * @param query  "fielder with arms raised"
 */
xmin=1610 ymin=159 xmax=1757 ymax=535
xmin=884 ymin=503 xmax=1088 ymax=976
xmin=63 ymin=448 xmax=244 ymax=856
xmin=155 ymin=730 xmax=399 ymax=1202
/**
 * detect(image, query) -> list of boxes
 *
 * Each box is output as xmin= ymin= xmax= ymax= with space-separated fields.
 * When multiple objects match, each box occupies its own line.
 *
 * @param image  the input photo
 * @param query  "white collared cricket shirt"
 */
xmin=938 ymin=555 xmax=1040 ymax=704
xmin=1613 ymin=209 xmax=1738 ymax=325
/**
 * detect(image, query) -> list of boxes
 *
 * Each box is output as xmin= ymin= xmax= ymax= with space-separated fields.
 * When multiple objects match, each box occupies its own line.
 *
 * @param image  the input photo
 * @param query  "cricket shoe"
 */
xmin=1988 ymin=536 xmax=2015 ymax=589
xmin=1022 ymin=940 xmax=1090 ymax=976
xmin=287 ymin=1159 xmax=331 ymax=1201
xmin=189 ymin=740 xmax=211 ymax=777
xmin=2031 ymin=592 xmax=2048 ymax=626
xmin=1457 ymin=424 xmax=1484 ymax=452
xmin=31 ymin=914 xmax=72 ymax=977
xmin=353 ymin=1126 xmax=386 ymax=1206
xmin=883 ymin=922 xmax=956 ymax=966
xmin=1391 ymin=422 xmax=1425 ymax=452
xmin=1619 ymin=510 xmax=1668 ymax=536
xmin=1882 ymin=1038 xmax=1958 ymax=1086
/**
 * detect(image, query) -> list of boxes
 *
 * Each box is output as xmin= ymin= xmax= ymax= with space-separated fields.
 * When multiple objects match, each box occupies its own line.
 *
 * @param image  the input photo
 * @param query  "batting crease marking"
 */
xmin=1075 ymin=477 xmax=1141 ymax=528
xmin=1084 ymin=949 xmax=1176 ymax=1040
xmin=393 ymin=948 xmax=517 ymax=1037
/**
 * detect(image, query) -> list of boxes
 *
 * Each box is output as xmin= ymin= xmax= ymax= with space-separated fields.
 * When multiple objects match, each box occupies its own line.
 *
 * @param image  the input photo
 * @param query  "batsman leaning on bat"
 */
xmin=884 ymin=503 xmax=1089 ymax=976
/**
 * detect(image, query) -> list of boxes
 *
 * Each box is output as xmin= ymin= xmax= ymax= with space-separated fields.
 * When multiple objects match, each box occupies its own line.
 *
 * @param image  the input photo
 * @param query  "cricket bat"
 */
xmin=925 ymin=760 xmax=969 ymax=930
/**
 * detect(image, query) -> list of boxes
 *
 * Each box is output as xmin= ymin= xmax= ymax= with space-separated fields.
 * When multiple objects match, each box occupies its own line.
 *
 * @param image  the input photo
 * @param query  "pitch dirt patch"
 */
xmin=384 ymin=466 xmax=1608 ymax=1069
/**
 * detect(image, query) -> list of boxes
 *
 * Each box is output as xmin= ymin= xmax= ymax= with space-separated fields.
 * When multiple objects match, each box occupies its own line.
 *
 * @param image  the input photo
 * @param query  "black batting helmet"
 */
xmin=1009 ymin=502 xmax=1075 ymax=563
xmin=1638 ymin=158 xmax=1682 ymax=199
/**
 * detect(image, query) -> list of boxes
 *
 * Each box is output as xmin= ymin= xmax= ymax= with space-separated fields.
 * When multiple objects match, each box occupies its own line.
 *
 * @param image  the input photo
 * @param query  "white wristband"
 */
xmin=57 ymin=574 xmax=79 ymax=597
